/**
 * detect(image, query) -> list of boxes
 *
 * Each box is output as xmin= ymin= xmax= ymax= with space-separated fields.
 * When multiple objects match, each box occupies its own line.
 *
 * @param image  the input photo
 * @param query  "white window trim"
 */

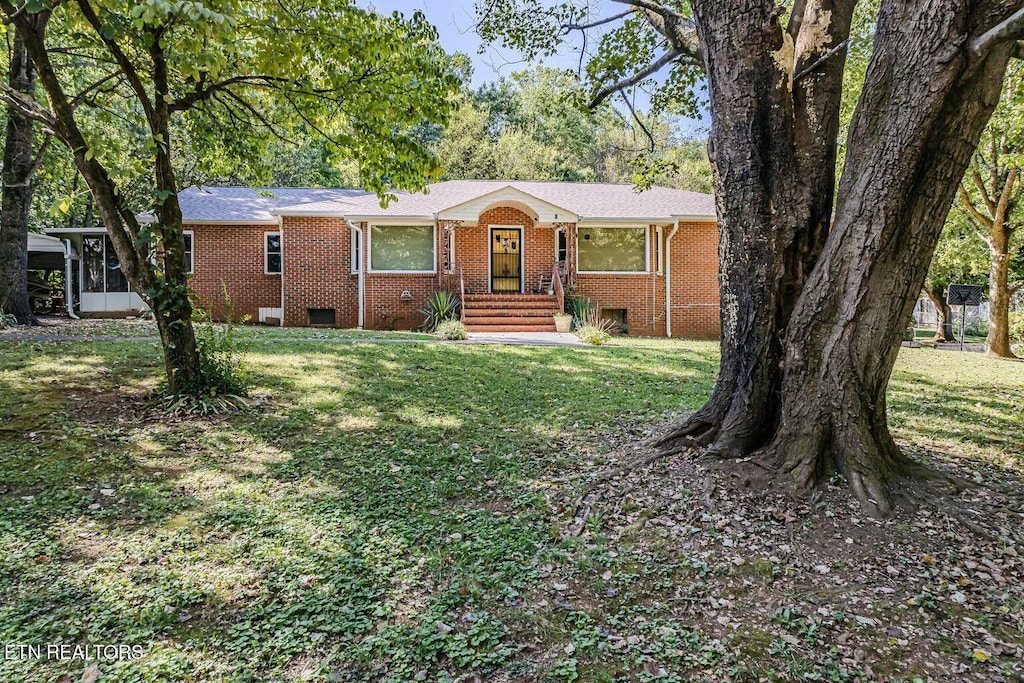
xmin=367 ymin=222 xmax=437 ymax=274
xmin=655 ymin=226 xmax=664 ymax=275
xmin=264 ymin=231 xmax=282 ymax=275
xmin=183 ymin=230 xmax=195 ymax=274
xmin=576 ymin=224 xmax=650 ymax=275
xmin=554 ymin=227 xmax=568 ymax=263
xmin=487 ymin=224 xmax=525 ymax=293
xmin=350 ymin=226 xmax=361 ymax=274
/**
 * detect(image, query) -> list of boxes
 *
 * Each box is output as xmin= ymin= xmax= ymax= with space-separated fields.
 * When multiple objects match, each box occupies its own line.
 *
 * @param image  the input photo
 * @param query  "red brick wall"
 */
xmin=668 ymin=221 xmax=720 ymax=339
xmin=362 ymin=222 xmax=444 ymax=330
xmin=456 ymin=207 xmax=555 ymax=294
xmin=574 ymin=224 xmax=666 ymax=337
xmin=571 ymin=221 xmax=720 ymax=339
xmin=186 ymin=222 xmax=282 ymax=322
xmin=280 ymin=216 xmax=359 ymax=327
xmin=189 ymin=213 xmax=720 ymax=337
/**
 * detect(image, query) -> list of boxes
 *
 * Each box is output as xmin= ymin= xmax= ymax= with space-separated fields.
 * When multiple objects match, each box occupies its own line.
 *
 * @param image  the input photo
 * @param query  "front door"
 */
xmin=490 ymin=227 xmax=522 ymax=292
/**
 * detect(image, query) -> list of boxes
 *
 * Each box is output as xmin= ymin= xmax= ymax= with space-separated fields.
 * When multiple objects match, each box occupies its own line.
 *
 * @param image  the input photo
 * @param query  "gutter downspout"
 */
xmin=665 ymin=220 xmax=679 ymax=337
xmin=278 ymin=216 xmax=285 ymax=327
xmin=346 ymin=219 xmax=365 ymax=329
xmin=63 ymin=239 xmax=80 ymax=319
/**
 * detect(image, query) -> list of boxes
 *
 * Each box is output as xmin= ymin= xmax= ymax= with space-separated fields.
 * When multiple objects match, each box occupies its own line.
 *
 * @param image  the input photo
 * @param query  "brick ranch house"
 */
xmin=47 ymin=180 xmax=720 ymax=337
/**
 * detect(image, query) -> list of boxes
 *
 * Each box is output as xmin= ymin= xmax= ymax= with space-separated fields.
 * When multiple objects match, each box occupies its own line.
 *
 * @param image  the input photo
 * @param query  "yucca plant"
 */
xmin=419 ymin=291 xmax=460 ymax=332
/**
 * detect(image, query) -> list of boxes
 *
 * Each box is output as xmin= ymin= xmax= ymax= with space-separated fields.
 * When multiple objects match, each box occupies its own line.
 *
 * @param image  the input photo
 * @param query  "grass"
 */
xmin=0 ymin=333 xmax=1021 ymax=682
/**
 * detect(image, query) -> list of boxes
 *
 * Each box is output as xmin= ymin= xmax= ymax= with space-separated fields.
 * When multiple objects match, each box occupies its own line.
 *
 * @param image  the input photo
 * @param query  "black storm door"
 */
xmin=490 ymin=228 xmax=522 ymax=292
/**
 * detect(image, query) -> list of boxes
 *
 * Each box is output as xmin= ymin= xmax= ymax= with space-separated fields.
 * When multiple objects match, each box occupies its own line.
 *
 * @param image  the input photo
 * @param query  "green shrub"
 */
xmin=420 ymin=291 xmax=460 ymax=332
xmin=574 ymin=304 xmax=616 ymax=345
xmin=0 ymin=311 xmax=18 ymax=329
xmin=184 ymin=289 xmax=251 ymax=399
xmin=1010 ymin=310 xmax=1024 ymax=344
xmin=575 ymin=325 xmax=611 ymax=345
xmin=435 ymin=318 xmax=468 ymax=340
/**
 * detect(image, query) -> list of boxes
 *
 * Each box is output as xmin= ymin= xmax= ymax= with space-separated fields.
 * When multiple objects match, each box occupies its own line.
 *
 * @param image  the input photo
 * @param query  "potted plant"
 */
xmin=553 ymin=313 xmax=572 ymax=333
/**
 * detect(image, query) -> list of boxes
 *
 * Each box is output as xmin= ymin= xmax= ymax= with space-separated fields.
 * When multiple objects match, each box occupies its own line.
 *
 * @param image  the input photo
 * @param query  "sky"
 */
xmin=363 ymin=0 xmax=710 ymax=135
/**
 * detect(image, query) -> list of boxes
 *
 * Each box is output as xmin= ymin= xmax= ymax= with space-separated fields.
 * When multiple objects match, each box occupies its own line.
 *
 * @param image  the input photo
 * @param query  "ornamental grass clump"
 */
xmin=574 ymin=306 xmax=615 ymax=345
xmin=435 ymin=319 xmax=468 ymax=340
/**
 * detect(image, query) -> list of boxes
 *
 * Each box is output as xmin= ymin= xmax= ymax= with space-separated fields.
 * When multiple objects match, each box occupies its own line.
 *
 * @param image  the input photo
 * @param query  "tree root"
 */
xmin=570 ymin=446 xmax=685 ymax=519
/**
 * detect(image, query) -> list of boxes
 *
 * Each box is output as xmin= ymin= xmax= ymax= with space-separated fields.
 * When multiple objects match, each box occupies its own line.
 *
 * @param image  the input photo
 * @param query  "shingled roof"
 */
xmin=176 ymin=180 xmax=717 ymax=223
xmin=176 ymin=186 xmax=369 ymax=224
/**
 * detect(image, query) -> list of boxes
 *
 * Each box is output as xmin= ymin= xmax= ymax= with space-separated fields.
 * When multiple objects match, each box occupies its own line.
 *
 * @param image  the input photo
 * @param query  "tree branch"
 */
xmin=994 ymin=168 xmax=1018 ymax=225
xmin=589 ymin=49 xmax=681 ymax=107
xmin=621 ymin=91 xmax=654 ymax=151
xmin=970 ymin=6 xmax=1024 ymax=58
xmin=793 ymin=39 xmax=850 ymax=83
xmin=971 ymin=166 xmax=997 ymax=215
xmin=959 ymin=182 xmax=995 ymax=231
xmin=563 ymin=8 xmax=633 ymax=33
xmin=0 ymin=82 xmax=57 ymax=128
xmin=787 ymin=0 xmax=807 ymax=42
xmin=73 ymin=0 xmax=156 ymax=127
xmin=169 ymin=74 xmax=290 ymax=112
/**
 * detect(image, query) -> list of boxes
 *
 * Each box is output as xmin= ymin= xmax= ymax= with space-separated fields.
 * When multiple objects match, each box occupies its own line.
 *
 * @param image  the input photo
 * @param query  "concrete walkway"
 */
xmin=463 ymin=331 xmax=582 ymax=346
xmin=1 ymin=331 xmax=585 ymax=346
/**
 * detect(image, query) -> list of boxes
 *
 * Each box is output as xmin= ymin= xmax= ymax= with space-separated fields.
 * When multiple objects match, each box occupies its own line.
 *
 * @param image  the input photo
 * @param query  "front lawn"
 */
xmin=0 ymin=335 xmax=1021 ymax=682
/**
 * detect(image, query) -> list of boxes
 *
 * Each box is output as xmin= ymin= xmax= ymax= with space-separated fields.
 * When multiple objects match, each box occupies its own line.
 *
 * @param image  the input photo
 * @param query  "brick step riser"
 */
xmin=465 ymin=325 xmax=558 ymax=333
xmin=464 ymin=305 xmax=561 ymax=313
xmin=464 ymin=301 xmax=561 ymax=309
xmin=464 ymin=313 xmax=561 ymax=321
xmin=463 ymin=295 xmax=557 ymax=301
xmin=464 ymin=316 xmax=560 ymax=325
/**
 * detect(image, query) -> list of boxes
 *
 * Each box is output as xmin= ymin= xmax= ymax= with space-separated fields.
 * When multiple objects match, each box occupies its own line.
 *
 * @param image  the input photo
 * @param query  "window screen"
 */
xmin=577 ymin=227 xmax=646 ymax=272
xmin=370 ymin=225 xmax=434 ymax=272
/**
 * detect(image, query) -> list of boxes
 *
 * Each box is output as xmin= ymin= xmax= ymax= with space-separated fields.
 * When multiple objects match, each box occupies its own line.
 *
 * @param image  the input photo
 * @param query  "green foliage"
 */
xmin=433 ymin=64 xmax=711 ymax=190
xmin=574 ymin=325 xmax=611 ymax=345
xmin=20 ymin=0 xmax=460 ymax=223
xmin=2 ymin=332 xmax=1023 ymax=680
xmin=574 ymin=304 xmax=616 ymax=344
xmin=564 ymin=295 xmax=592 ymax=328
xmin=434 ymin=319 xmax=468 ymax=340
xmin=1010 ymin=311 xmax=1024 ymax=344
xmin=185 ymin=295 xmax=251 ymax=398
xmin=419 ymin=291 xmax=461 ymax=332
xmin=0 ymin=311 xmax=19 ymax=329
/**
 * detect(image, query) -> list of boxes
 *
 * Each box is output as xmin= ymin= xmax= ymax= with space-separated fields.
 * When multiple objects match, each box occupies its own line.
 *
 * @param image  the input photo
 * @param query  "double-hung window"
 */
xmin=265 ymin=232 xmax=282 ymax=274
xmin=351 ymin=228 xmax=362 ymax=274
xmin=183 ymin=231 xmax=194 ymax=274
xmin=577 ymin=226 xmax=648 ymax=273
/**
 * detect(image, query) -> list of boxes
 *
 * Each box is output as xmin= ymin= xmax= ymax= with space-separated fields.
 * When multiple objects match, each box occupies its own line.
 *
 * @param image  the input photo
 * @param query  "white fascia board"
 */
xmin=669 ymin=214 xmax=718 ymax=221
xmin=437 ymin=186 xmax=579 ymax=223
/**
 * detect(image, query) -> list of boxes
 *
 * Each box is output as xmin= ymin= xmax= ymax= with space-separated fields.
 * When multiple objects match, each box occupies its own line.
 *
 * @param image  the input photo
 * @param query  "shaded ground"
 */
xmin=0 ymin=330 xmax=1021 ymax=682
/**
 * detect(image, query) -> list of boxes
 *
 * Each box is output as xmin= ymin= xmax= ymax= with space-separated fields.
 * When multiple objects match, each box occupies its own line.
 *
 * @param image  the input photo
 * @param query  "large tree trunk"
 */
xmin=0 ymin=33 xmax=39 ymax=325
xmin=659 ymin=0 xmax=855 ymax=457
xmin=8 ymin=11 xmax=202 ymax=394
xmin=986 ymin=229 xmax=1017 ymax=357
xmin=926 ymin=285 xmax=956 ymax=342
xmin=662 ymin=0 xmax=1017 ymax=517
xmin=764 ymin=2 xmax=1014 ymax=516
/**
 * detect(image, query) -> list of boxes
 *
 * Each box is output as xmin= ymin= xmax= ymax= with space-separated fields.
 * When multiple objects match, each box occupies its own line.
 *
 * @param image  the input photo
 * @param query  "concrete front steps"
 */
xmin=462 ymin=293 xmax=560 ymax=332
